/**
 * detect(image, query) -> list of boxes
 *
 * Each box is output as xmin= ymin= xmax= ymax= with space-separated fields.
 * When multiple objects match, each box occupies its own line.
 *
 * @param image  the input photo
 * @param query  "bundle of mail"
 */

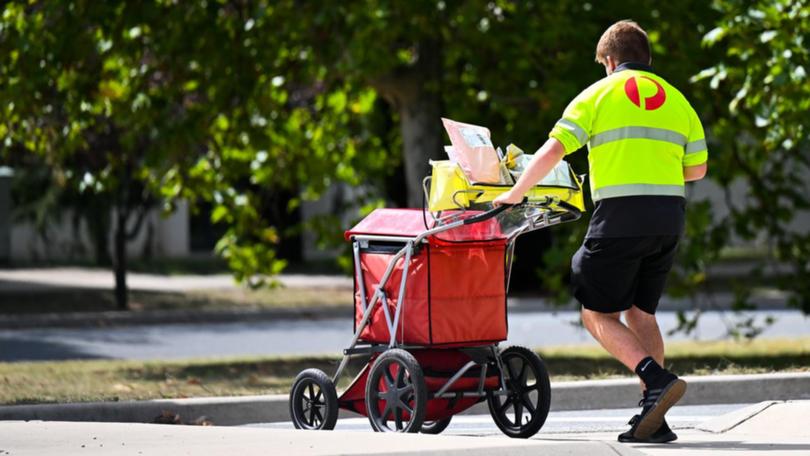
xmin=441 ymin=118 xmax=571 ymax=187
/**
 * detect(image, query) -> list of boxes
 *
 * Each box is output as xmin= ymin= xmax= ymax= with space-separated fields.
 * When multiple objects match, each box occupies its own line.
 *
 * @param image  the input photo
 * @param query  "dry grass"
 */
xmin=0 ymin=355 xmax=344 ymax=405
xmin=539 ymin=337 xmax=810 ymax=380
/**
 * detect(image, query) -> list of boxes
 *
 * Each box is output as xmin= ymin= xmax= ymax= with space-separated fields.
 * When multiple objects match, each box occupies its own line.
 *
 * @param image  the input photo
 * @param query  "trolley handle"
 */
xmin=554 ymin=199 xmax=583 ymax=222
xmin=462 ymin=198 xmax=527 ymax=225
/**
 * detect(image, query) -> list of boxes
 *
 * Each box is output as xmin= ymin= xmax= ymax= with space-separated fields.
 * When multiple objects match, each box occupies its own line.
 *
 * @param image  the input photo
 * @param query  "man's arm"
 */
xmin=684 ymin=162 xmax=707 ymax=182
xmin=492 ymin=138 xmax=566 ymax=206
xmin=683 ymin=105 xmax=708 ymax=183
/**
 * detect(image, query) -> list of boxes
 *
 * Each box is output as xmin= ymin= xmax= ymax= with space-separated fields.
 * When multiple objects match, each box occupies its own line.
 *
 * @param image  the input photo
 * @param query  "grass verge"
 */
xmin=2 ymin=338 xmax=808 ymax=406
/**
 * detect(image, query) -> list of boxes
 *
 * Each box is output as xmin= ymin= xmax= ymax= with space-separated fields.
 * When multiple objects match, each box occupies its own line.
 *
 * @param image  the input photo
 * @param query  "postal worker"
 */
xmin=493 ymin=19 xmax=708 ymax=443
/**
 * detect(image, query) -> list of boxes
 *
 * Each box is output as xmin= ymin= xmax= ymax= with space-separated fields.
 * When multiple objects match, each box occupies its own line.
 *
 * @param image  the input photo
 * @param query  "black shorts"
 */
xmin=571 ymin=235 xmax=680 ymax=314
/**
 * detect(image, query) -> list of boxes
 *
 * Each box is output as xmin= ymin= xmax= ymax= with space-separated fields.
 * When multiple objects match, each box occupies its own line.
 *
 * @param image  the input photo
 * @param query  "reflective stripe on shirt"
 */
xmin=684 ymin=138 xmax=707 ymax=154
xmin=592 ymin=183 xmax=685 ymax=200
xmin=555 ymin=118 xmax=590 ymax=146
xmin=589 ymin=126 xmax=687 ymax=149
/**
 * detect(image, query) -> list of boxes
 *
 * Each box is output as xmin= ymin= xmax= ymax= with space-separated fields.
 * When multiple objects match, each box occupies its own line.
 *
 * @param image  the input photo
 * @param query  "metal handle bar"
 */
xmin=461 ymin=198 xmax=527 ymax=225
xmin=413 ymin=196 xmax=582 ymax=245
xmin=460 ymin=196 xmax=583 ymax=227
xmin=554 ymin=199 xmax=583 ymax=222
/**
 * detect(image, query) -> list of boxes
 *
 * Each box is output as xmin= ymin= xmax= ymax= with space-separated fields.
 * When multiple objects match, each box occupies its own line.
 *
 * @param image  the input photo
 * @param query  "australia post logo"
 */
xmin=624 ymin=76 xmax=666 ymax=110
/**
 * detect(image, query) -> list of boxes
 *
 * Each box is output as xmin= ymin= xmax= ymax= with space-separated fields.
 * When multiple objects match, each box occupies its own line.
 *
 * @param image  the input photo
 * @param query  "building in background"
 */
xmin=0 ymin=170 xmax=360 ymax=265
xmin=7 ymin=200 xmax=190 ymax=264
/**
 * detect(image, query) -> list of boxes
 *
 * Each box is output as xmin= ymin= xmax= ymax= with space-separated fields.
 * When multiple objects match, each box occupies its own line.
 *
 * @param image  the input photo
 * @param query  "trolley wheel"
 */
xmin=420 ymin=417 xmax=452 ymax=434
xmin=289 ymin=368 xmax=339 ymax=430
xmin=487 ymin=346 xmax=551 ymax=438
xmin=365 ymin=348 xmax=427 ymax=433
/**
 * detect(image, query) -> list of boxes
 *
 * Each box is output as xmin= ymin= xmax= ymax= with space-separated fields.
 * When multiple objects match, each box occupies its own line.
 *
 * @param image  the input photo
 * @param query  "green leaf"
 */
xmin=702 ymin=26 xmax=725 ymax=46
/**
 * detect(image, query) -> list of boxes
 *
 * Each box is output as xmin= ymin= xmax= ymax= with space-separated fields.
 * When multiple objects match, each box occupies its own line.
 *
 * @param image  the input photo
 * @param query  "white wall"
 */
xmin=689 ymin=176 xmax=810 ymax=244
xmin=9 ymin=200 xmax=190 ymax=263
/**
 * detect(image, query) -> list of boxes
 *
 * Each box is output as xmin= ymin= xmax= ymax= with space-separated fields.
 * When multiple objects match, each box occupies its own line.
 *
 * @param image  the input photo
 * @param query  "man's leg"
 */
xmin=620 ymin=306 xmax=678 ymax=443
xmin=625 ymin=306 xmax=665 ymax=386
xmin=629 ymin=235 xmax=680 ymax=370
xmin=573 ymin=237 xmax=685 ymax=440
xmin=619 ymin=306 xmax=678 ymax=443
xmin=619 ymin=236 xmax=685 ymax=440
xmin=582 ymin=305 xmax=683 ymax=440
xmin=580 ymin=308 xmax=650 ymax=371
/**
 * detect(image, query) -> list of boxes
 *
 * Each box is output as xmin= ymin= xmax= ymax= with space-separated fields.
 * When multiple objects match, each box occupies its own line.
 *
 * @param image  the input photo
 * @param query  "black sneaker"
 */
xmin=632 ymin=376 xmax=687 ymax=440
xmin=618 ymin=414 xmax=678 ymax=443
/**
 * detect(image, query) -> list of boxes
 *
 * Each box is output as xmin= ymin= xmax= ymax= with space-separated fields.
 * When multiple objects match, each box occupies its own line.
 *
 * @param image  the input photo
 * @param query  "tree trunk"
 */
xmin=113 ymin=163 xmax=130 ymax=311
xmin=88 ymin=202 xmax=111 ymax=266
xmin=399 ymin=87 xmax=443 ymax=208
xmin=373 ymin=39 xmax=444 ymax=208
xmin=114 ymin=203 xmax=128 ymax=310
xmin=264 ymin=187 xmax=302 ymax=263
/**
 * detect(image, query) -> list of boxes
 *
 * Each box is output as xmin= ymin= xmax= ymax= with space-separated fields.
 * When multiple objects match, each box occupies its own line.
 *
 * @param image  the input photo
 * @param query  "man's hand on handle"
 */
xmin=492 ymin=189 xmax=526 ymax=207
xmin=492 ymin=138 xmax=567 ymax=208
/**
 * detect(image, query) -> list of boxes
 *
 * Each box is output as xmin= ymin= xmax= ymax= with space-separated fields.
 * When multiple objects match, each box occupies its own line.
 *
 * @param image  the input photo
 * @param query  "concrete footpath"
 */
xmin=0 ymin=268 xmax=353 ymax=292
xmin=0 ymin=420 xmax=640 ymax=456
xmin=2 ymin=372 xmax=808 ymax=425
xmin=545 ymin=401 xmax=810 ymax=456
xmin=1 ymin=401 xmax=807 ymax=456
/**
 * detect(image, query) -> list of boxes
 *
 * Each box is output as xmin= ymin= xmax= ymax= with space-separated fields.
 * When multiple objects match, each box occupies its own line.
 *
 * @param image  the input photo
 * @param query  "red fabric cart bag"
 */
xmin=355 ymin=250 xmax=431 ymax=344
xmin=354 ymin=239 xmax=507 ymax=346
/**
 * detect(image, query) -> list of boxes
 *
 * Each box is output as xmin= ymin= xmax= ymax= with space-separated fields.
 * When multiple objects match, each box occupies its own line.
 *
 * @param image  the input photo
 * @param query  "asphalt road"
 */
xmin=255 ymin=403 xmax=750 ymax=436
xmin=1 ymin=310 xmax=806 ymax=362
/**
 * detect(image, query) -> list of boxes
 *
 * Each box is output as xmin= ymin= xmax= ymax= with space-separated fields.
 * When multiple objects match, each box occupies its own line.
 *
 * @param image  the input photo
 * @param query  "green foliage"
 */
xmin=289 ymin=0 xmax=721 ymax=300
xmin=686 ymin=0 xmax=810 ymax=315
xmin=2 ymin=0 xmax=807 ymax=327
xmin=0 ymin=1 xmax=394 ymax=287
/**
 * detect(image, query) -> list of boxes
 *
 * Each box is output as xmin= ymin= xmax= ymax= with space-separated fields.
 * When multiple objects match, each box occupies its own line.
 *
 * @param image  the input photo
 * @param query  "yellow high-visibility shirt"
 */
xmin=549 ymin=63 xmax=708 ymax=203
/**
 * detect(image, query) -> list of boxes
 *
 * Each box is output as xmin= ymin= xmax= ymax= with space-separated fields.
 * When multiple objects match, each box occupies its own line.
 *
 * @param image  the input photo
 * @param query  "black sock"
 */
xmin=634 ymin=356 xmax=673 ymax=389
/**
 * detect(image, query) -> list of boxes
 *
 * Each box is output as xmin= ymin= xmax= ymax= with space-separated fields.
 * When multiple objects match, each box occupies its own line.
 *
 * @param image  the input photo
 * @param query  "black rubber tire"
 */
xmin=487 ymin=346 xmax=551 ymax=438
xmin=289 ymin=368 xmax=339 ymax=430
xmin=420 ymin=417 xmax=452 ymax=434
xmin=365 ymin=349 xmax=427 ymax=433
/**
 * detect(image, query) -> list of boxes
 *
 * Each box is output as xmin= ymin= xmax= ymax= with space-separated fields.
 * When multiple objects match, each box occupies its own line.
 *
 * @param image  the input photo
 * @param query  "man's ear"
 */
xmin=605 ymin=55 xmax=617 ymax=74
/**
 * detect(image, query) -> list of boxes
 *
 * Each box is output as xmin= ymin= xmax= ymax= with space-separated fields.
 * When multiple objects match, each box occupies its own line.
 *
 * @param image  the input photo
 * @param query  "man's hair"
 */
xmin=595 ymin=20 xmax=651 ymax=66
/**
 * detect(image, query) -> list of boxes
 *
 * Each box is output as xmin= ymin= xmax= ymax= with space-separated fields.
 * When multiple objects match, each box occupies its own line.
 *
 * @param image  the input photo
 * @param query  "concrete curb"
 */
xmin=0 ymin=395 xmax=290 ymax=426
xmin=558 ymin=371 xmax=810 ymax=409
xmin=460 ymin=371 xmax=810 ymax=416
xmin=3 ymin=372 xmax=808 ymax=426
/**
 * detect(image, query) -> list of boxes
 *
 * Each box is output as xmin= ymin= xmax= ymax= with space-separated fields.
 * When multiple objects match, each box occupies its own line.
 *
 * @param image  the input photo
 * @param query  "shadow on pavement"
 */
xmin=0 ymin=283 xmax=194 ymax=314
